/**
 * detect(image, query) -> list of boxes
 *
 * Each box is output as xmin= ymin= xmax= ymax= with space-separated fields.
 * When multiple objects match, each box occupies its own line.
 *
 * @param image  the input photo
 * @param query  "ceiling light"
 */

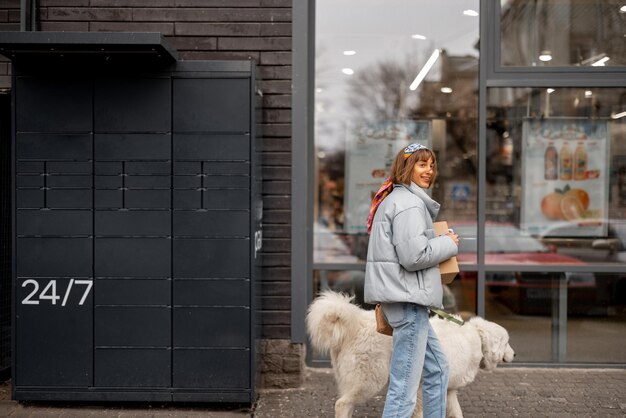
xmin=440 ymin=87 xmax=453 ymax=94
xmin=547 ymin=88 xmax=555 ymax=94
xmin=581 ymin=52 xmax=607 ymax=65
xmin=611 ymin=110 xmax=626 ymax=119
xmin=463 ymin=9 xmax=479 ymax=16
xmin=342 ymin=68 xmax=354 ymax=75
xmin=409 ymin=49 xmax=441 ymax=91
xmin=620 ymin=5 xmax=626 ymax=12
xmin=539 ymin=51 xmax=552 ymax=62
xmin=585 ymin=90 xmax=592 ymax=98
xmin=411 ymin=34 xmax=427 ymax=40
xmin=591 ymin=56 xmax=610 ymax=66
xmin=343 ymin=50 xmax=356 ymax=56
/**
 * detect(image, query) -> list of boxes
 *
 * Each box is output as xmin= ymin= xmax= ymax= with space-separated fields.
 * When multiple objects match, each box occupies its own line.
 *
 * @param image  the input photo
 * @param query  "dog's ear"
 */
xmin=473 ymin=318 xmax=504 ymax=371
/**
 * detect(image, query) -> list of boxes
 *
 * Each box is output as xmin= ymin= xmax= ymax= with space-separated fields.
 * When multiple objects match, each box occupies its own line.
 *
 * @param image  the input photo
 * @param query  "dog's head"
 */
xmin=470 ymin=317 xmax=515 ymax=371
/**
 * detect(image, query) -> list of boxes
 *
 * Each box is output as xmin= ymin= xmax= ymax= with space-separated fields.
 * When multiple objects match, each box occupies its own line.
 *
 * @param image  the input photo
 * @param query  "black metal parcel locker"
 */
xmin=3 ymin=32 xmax=261 ymax=403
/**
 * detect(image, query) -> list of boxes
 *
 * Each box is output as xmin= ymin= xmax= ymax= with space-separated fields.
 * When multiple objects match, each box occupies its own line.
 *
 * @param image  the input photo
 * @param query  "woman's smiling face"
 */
xmin=412 ymin=157 xmax=435 ymax=188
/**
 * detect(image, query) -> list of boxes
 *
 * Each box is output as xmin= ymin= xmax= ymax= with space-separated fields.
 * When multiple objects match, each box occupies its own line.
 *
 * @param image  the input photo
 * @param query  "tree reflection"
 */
xmin=345 ymin=56 xmax=419 ymax=122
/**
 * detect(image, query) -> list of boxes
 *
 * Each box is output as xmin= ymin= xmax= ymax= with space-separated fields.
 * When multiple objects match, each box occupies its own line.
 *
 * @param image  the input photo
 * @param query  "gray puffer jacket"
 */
xmin=364 ymin=182 xmax=458 ymax=307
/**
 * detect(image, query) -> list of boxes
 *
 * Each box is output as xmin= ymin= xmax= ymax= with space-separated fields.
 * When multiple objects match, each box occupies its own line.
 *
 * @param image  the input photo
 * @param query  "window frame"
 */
xmin=488 ymin=1 xmax=626 ymax=80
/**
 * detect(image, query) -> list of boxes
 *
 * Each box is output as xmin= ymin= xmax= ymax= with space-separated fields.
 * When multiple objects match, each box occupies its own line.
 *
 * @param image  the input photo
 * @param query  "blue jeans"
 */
xmin=381 ymin=302 xmax=449 ymax=418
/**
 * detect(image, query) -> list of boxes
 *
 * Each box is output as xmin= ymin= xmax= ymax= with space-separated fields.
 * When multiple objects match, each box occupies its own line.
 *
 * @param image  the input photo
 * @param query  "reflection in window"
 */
xmin=486 ymin=88 xmax=626 ymax=266
xmin=315 ymin=0 xmax=480 ymax=265
xmin=484 ymin=270 xmax=626 ymax=363
xmin=500 ymin=0 xmax=626 ymax=67
xmin=484 ymin=270 xmax=561 ymax=362
xmin=484 ymin=89 xmax=626 ymax=363
xmin=568 ymin=272 xmax=626 ymax=363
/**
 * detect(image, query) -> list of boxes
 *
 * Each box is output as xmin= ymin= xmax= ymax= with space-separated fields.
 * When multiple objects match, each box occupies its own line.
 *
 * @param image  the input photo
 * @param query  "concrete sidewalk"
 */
xmin=255 ymin=367 xmax=626 ymax=418
xmin=2 ymin=367 xmax=626 ymax=417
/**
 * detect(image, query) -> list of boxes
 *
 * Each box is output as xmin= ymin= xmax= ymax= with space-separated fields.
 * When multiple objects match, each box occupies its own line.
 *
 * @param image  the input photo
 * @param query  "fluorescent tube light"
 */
xmin=411 ymin=34 xmax=427 ymax=40
xmin=342 ymin=68 xmax=354 ymax=75
xmin=591 ymin=56 xmax=610 ymax=66
xmin=440 ymin=87 xmax=453 ymax=93
xmin=463 ymin=9 xmax=478 ymax=16
xmin=409 ymin=49 xmax=440 ymax=91
xmin=343 ymin=50 xmax=356 ymax=56
xmin=581 ymin=53 xmax=606 ymax=65
xmin=611 ymin=110 xmax=626 ymax=119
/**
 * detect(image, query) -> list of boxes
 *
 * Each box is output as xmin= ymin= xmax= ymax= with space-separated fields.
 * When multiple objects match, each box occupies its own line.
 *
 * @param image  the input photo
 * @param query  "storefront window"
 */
xmin=500 ymin=0 xmax=626 ymax=67
xmin=486 ymin=87 xmax=626 ymax=267
xmin=483 ymin=87 xmax=626 ymax=363
xmin=315 ymin=0 xmax=480 ymax=272
xmin=485 ymin=270 xmax=555 ymax=362
xmin=567 ymin=273 xmax=626 ymax=363
xmin=309 ymin=0 xmax=626 ymax=366
xmin=485 ymin=270 xmax=626 ymax=363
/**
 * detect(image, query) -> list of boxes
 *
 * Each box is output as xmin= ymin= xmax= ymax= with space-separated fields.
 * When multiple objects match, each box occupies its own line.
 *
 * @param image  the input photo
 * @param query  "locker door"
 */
xmin=93 ymin=77 xmax=173 ymax=388
xmin=172 ymin=77 xmax=252 ymax=389
xmin=14 ymin=78 xmax=94 ymax=387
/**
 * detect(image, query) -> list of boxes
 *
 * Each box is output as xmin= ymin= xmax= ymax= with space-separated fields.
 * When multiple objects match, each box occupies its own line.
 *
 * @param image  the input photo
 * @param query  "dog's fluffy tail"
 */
xmin=306 ymin=290 xmax=362 ymax=355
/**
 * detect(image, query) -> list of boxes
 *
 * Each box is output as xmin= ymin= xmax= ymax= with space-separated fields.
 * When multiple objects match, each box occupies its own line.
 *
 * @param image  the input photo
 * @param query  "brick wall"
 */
xmin=0 ymin=0 xmax=20 ymax=89
xmin=1 ymin=0 xmax=293 ymax=340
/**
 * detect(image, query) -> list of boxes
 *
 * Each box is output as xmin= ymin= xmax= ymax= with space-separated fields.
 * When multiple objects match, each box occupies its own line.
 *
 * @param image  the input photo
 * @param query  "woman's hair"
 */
xmin=366 ymin=144 xmax=437 ymax=233
xmin=389 ymin=147 xmax=437 ymax=188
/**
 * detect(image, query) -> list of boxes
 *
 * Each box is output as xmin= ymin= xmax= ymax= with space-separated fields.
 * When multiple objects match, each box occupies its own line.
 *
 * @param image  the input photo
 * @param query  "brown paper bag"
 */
xmin=375 ymin=304 xmax=393 ymax=336
xmin=433 ymin=221 xmax=460 ymax=284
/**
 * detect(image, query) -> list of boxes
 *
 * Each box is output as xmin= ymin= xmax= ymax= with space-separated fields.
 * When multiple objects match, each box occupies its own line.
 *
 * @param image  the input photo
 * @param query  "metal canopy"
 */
xmin=0 ymin=32 xmax=178 ymax=66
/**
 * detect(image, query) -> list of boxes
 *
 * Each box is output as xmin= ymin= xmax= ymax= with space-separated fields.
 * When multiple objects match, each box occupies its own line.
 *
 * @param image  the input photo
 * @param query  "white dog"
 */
xmin=306 ymin=291 xmax=515 ymax=418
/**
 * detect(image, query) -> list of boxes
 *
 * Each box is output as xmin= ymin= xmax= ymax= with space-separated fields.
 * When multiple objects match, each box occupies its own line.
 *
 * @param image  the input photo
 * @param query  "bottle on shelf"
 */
xmin=559 ymin=141 xmax=572 ymax=180
xmin=544 ymin=141 xmax=558 ymax=180
xmin=573 ymin=141 xmax=588 ymax=181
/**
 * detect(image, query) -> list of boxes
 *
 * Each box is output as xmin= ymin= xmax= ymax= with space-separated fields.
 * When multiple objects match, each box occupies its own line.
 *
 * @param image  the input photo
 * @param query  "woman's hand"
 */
xmin=444 ymin=230 xmax=459 ymax=246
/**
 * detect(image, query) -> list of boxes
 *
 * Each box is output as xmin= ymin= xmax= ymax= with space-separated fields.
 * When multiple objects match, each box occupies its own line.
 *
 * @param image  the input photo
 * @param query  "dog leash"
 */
xmin=429 ymin=307 xmax=464 ymax=326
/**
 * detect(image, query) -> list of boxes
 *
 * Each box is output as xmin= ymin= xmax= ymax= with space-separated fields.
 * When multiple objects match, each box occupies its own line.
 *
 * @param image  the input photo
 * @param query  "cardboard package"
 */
xmin=433 ymin=221 xmax=460 ymax=284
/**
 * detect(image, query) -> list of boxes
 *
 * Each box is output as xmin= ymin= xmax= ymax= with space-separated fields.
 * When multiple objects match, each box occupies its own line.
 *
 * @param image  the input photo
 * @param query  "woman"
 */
xmin=365 ymin=143 xmax=459 ymax=418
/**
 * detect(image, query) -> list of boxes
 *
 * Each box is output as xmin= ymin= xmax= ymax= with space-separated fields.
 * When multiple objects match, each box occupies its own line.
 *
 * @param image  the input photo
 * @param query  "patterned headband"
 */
xmin=367 ymin=143 xmax=430 ymax=234
xmin=403 ymin=143 xmax=428 ymax=158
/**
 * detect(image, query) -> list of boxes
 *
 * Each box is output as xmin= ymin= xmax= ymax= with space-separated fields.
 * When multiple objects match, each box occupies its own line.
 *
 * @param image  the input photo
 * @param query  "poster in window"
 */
xmin=344 ymin=120 xmax=431 ymax=234
xmin=521 ymin=119 xmax=609 ymax=237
